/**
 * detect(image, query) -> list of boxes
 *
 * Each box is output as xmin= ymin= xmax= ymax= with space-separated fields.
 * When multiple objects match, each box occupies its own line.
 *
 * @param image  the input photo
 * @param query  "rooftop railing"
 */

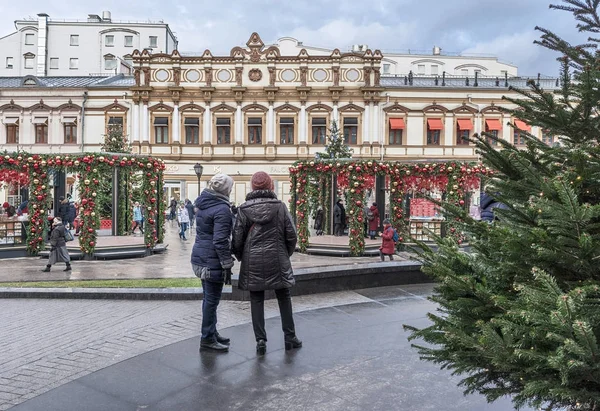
xmin=380 ymin=73 xmax=561 ymax=90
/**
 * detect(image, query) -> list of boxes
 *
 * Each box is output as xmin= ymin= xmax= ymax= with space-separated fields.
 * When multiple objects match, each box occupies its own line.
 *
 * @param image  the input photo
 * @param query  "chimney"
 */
xmin=433 ymin=46 xmax=441 ymax=55
xmin=102 ymin=11 xmax=112 ymax=22
xmin=37 ymin=13 xmax=49 ymax=76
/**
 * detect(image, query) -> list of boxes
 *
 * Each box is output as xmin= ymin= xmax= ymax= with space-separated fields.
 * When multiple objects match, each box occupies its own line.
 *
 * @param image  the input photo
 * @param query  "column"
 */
xmin=132 ymin=103 xmax=140 ymax=142
xmin=142 ymin=102 xmax=149 ymax=142
xmin=474 ymin=113 xmax=482 ymax=137
xmin=203 ymin=103 xmax=211 ymax=143
xmin=332 ymin=103 xmax=339 ymax=124
xmin=363 ymin=103 xmax=370 ymax=143
xmin=299 ymin=103 xmax=307 ymax=143
xmin=172 ymin=104 xmax=180 ymax=143
xmin=372 ymin=103 xmax=380 ymax=143
xmin=236 ymin=104 xmax=243 ymax=143
xmin=444 ymin=114 xmax=454 ymax=146
xmin=267 ymin=103 xmax=275 ymax=143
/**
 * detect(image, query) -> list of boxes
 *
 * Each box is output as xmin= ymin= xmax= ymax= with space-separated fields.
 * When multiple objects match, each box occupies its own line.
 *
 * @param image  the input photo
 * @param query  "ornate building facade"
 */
xmin=0 ymin=33 xmax=559 ymax=205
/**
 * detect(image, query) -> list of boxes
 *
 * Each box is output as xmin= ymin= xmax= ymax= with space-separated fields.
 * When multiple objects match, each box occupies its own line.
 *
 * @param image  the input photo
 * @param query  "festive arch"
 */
xmin=289 ymin=159 xmax=489 ymax=256
xmin=0 ymin=152 xmax=166 ymax=256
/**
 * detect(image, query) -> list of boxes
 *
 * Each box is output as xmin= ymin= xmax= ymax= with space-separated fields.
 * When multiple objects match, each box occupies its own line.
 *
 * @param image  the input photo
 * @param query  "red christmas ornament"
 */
xmin=89 ymin=241 xmax=95 ymax=247
xmin=88 ymin=228 xmax=94 ymax=233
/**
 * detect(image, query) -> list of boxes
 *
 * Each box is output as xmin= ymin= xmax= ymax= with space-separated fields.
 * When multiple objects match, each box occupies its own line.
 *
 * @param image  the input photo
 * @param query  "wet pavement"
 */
xmin=11 ymin=284 xmax=528 ymax=411
xmin=0 ymin=223 xmax=401 ymax=283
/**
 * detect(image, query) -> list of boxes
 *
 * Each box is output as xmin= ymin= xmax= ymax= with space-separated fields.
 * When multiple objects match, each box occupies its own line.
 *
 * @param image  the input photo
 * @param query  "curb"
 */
xmin=0 ymin=287 xmax=208 ymax=300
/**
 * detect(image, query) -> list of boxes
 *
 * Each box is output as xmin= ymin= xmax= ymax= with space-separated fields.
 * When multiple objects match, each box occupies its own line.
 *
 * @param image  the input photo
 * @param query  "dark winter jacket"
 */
xmin=480 ymin=192 xmax=508 ymax=222
xmin=67 ymin=202 xmax=77 ymax=223
xmin=314 ymin=209 xmax=324 ymax=230
xmin=57 ymin=202 xmax=70 ymax=222
xmin=232 ymin=190 xmax=297 ymax=292
xmin=191 ymin=189 xmax=234 ymax=282
xmin=49 ymin=223 xmax=67 ymax=248
xmin=185 ymin=201 xmax=195 ymax=222
xmin=333 ymin=202 xmax=346 ymax=225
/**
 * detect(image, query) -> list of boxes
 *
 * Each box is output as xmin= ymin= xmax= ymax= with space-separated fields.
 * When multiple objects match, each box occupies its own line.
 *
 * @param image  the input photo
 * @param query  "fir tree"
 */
xmin=101 ymin=124 xmax=131 ymax=154
xmin=404 ymin=1 xmax=600 ymax=410
xmin=315 ymin=120 xmax=353 ymax=160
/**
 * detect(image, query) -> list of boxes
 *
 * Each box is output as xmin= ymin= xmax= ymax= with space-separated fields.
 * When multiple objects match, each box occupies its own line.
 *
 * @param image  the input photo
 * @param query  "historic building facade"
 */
xmin=0 ymin=33 xmax=559 ymax=205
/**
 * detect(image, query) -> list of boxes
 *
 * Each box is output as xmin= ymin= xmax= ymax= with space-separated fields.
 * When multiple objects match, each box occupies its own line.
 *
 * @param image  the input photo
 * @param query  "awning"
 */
xmin=62 ymin=116 xmax=77 ymax=124
xmin=32 ymin=117 xmax=48 ymax=125
xmin=485 ymin=119 xmax=502 ymax=131
xmin=4 ymin=117 xmax=19 ymax=125
xmin=514 ymin=119 xmax=531 ymax=132
xmin=389 ymin=118 xmax=405 ymax=130
xmin=457 ymin=118 xmax=473 ymax=130
xmin=427 ymin=118 xmax=443 ymax=130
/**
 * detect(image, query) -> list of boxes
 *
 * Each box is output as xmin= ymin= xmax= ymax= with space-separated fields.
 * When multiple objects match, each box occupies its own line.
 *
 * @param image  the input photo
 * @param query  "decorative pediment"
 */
xmin=23 ymin=52 xmax=35 ymax=58
xmin=102 ymin=100 xmax=129 ymax=112
xmin=383 ymin=102 xmax=410 ymax=113
xmin=246 ymin=32 xmax=265 ymax=49
xmin=306 ymin=103 xmax=333 ymax=113
xmin=148 ymin=102 xmax=174 ymax=112
xmin=210 ymin=103 xmax=236 ymax=113
xmin=422 ymin=104 xmax=448 ymax=113
xmin=297 ymin=48 xmax=309 ymax=59
xmin=171 ymin=49 xmax=181 ymax=58
xmin=363 ymin=49 xmax=374 ymax=58
xmin=373 ymin=49 xmax=383 ymax=59
xmin=338 ymin=103 xmax=364 ymax=113
xmin=275 ymin=103 xmax=300 ymax=113
xmin=202 ymin=49 xmax=213 ymax=59
xmin=230 ymin=47 xmax=245 ymax=59
xmin=141 ymin=49 xmax=151 ymax=57
xmin=242 ymin=103 xmax=268 ymax=113
xmin=179 ymin=103 xmax=205 ymax=113
xmin=330 ymin=49 xmax=342 ymax=58
xmin=481 ymin=104 xmax=502 ymax=114
xmin=132 ymin=49 xmax=141 ymax=58
xmin=230 ymin=34 xmax=280 ymax=63
xmin=0 ymin=100 xmax=23 ymax=112
xmin=57 ymin=100 xmax=81 ymax=112
xmin=451 ymin=104 xmax=479 ymax=114
xmin=103 ymin=53 xmax=116 ymax=59
xmin=27 ymin=99 xmax=52 ymax=111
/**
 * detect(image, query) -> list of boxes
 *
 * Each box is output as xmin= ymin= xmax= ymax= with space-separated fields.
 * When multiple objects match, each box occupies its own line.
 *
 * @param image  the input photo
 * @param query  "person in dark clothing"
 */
xmin=42 ymin=217 xmax=71 ymax=272
xmin=169 ymin=198 xmax=178 ymax=221
xmin=67 ymin=201 xmax=76 ymax=229
xmin=2 ymin=202 xmax=16 ymax=217
xmin=368 ymin=202 xmax=380 ymax=240
xmin=480 ymin=192 xmax=508 ymax=222
xmin=17 ymin=200 xmax=28 ymax=216
xmin=192 ymin=174 xmax=235 ymax=353
xmin=233 ymin=171 xmax=302 ymax=355
xmin=314 ymin=208 xmax=324 ymax=236
xmin=185 ymin=199 xmax=195 ymax=229
xmin=333 ymin=199 xmax=346 ymax=236
xmin=57 ymin=197 xmax=69 ymax=224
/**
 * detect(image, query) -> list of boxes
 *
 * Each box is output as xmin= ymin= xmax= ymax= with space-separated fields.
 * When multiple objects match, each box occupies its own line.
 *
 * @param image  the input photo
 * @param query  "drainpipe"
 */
xmin=379 ymin=94 xmax=392 ymax=162
xmin=80 ymin=91 xmax=88 ymax=152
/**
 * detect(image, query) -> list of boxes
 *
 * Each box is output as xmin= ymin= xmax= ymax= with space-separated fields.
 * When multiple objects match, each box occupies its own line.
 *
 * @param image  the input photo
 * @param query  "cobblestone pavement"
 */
xmin=0 ymin=224 xmax=408 ymax=283
xmin=0 ymin=289 xmax=381 ymax=410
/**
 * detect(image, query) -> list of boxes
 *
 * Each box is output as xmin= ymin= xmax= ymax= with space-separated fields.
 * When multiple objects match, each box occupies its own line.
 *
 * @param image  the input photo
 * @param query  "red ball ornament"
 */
xmin=88 ymin=228 xmax=94 ymax=233
xmin=459 ymin=200 xmax=465 ymax=206
xmin=36 ymin=195 xmax=43 ymax=201
xmin=89 ymin=241 xmax=95 ymax=247
xmin=82 ymin=199 xmax=88 ymax=205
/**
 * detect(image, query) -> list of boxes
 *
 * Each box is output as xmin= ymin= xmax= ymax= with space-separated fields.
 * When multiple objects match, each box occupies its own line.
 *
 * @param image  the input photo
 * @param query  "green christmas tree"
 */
xmin=316 ymin=120 xmax=353 ymax=160
xmin=101 ymin=124 xmax=131 ymax=154
xmin=404 ymin=1 xmax=600 ymax=410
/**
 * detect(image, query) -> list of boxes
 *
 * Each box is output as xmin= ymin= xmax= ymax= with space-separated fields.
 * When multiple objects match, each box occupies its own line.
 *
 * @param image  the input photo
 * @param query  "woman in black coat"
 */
xmin=232 ymin=171 xmax=302 ymax=355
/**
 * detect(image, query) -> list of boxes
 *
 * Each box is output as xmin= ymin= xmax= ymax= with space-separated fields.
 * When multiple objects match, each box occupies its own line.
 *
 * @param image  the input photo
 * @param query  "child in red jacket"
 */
xmin=379 ymin=219 xmax=395 ymax=261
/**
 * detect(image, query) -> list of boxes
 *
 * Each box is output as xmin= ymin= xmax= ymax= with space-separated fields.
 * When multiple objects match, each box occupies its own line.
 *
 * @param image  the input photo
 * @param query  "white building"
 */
xmin=276 ymin=37 xmax=518 ymax=77
xmin=0 ymin=11 xmax=178 ymax=77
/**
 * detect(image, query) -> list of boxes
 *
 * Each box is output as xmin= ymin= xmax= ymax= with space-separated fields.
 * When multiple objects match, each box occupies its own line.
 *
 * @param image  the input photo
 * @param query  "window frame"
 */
xmin=426 ymin=118 xmax=443 ymax=146
xmin=24 ymin=56 xmax=35 ymax=70
xmin=389 ymin=128 xmax=403 ymax=145
xmin=311 ymin=116 xmax=328 ymax=145
xmin=216 ymin=117 xmax=232 ymax=145
xmin=63 ymin=123 xmax=77 ymax=144
xmin=49 ymin=58 xmax=59 ymax=70
xmin=25 ymin=33 xmax=35 ymax=45
xmin=542 ymin=131 xmax=554 ymax=146
xmin=513 ymin=129 xmax=526 ymax=146
xmin=124 ymin=35 xmax=133 ymax=47
xmin=149 ymin=36 xmax=158 ymax=48
xmin=69 ymin=58 xmax=79 ymax=70
xmin=6 ymin=124 xmax=19 ymax=144
xmin=247 ymin=117 xmax=263 ymax=145
xmin=104 ymin=56 xmax=117 ymax=70
xmin=70 ymin=34 xmax=79 ymax=46
xmin=183 ymin=117 xmax=200 ymax=145
xmin=105 ymin=35 xmax=115 ymax=47
xmin=153 ymin=116 xmax=170 ymax=145
xmin=342 ymin=116 xmax=359 ymax=145
xmin=105 ymin=115 xmax=126 ymax=135
xmin=6 ymin=57 xmax=14 ymax=69
xmin=279 ymin=117 xmax=295 ymax=145
xmin=35 ymin=123 xmax=48 ymax=144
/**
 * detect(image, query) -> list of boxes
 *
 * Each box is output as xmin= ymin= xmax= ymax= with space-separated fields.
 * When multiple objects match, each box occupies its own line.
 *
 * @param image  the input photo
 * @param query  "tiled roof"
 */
xmin=380 ymin=75 xmax=561 ymax=90
xmin=0 ymin=75 xmax=132 ymax=88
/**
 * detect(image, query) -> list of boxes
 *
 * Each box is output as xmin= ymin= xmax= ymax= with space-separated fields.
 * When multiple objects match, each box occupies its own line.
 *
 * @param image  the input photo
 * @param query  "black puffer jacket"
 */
xmin=233 ymin=190 xmax=297 ymax=291
xmin=49 ymin=223 xmax=67 ymax=248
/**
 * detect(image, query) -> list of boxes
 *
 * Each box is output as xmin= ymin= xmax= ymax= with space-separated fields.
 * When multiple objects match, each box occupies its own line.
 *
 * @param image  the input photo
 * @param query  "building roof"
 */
xmin=0 ymin=75 xmax=133 ymax=88
xmin=380 ymin=75 xmax=560 ymax=90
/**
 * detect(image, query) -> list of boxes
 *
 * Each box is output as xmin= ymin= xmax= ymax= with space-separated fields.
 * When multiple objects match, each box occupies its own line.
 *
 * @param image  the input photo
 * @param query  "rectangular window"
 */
xmin=389 ymin=129 xmax=403 ymax=145
xmin=417 ymin=64 xmax=425 ymax=75
xmin=542 ymin=131 xmax=554 ymax=145
xmin=154 ymin=117 xmax=169 ymax=144
xmin=104 ymin=57 xmax=116 ymax=70
xmin=25 ymin=33 xmax=34 ymax=45
xmin=6 ymin=57 xmax=14 ymax=69
xmin=461 ymin=69 xmax=468 ymax=75
xmin=50 ymin=58 xmax=59 ymax=69
xmin=513 ymin=130 xmax=525 ymax=145
xmin=343 ymin=117 xmax=358 ymax=144
xmin=279 ymin=117 xmax=294 ymax=145
xmin=149 ymin=36 xmax=158 ymax=48
xmin=64 ymin=124 xmax=77 ymax=144
xmin=486 ymin=129 xmax=499 ymax=146
xmin=426 ymin=118 xmax=443 ymax=145
xmin=312 ymin=117 xmax=327 ymax=144
xmin=69 ymin=58 xmax=79 ymax=69
xmin=216 ymin=117 xmax=231 ymax=144
xmin=105 ymin=35 xmax=114 ymax=47
xmin=184 ymin=117 xmax=200 ymax=144
xmin=24 ymin=56 xmax=34 ymax=69
xmin=382 ymin=64 xmax=390 ymax=74
xmin=248 ymin=117 xmax=262 ymax=144
xmin=70 ymin=35 xmax=79 ymax=46
xmin=431 ymin=65 xmax=439 ymax=75
xmin=124 ymin=35 xmax=133 ymax=47
xmin=457 ymin=129 xmax=470 ymax=145
xmin=6 ymin=123 xmax=19 ymax=144
xmin=108 ymin=116 xmax=124 ymax=127
xmin=34 ymin=123 xmax=48 ymax=144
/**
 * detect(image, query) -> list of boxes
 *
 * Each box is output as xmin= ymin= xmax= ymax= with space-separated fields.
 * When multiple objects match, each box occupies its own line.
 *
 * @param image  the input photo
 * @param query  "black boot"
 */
xmin=215 ymin=332 xmax=230 ymax=345
xmin=285 ymin=336 xmax=302 ymax=351
xmin=256 ymin=339 xmax=266 ymax=355
xmin=64 ymin=264 xmax=72 ymax=272
xmin=200 ymin=339 xmax=229 ymax=352
xmin=41 ymin=265 xmax=51 ymax=272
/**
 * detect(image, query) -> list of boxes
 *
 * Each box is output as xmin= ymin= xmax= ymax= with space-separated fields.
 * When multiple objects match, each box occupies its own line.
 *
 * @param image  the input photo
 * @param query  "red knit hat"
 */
xmin=2 ymin=202 xmax=9 ymax=209
xmin=251 ymin=171 xmax=273 ymax=191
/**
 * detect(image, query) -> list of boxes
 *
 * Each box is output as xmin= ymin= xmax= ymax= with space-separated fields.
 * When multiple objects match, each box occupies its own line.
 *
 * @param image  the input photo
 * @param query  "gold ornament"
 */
xmin=33 ymin=179 xmax=39 ymax=184
xmin=350 ymin=189 xmax=355 ymax=193
xmin=353 ymin=182 xmax=359 ymax=187
xmin=453 ymin=185 xmax=458 ymax=190
xmin=391 ymin=189 xmax=396 ymax=193
xmin=91 ymin=212 xmax=96 ymax=217
xmin=41 ymin=185 xmax=46 ymax=190
xmin=448 ymin=166 xmax=453 ymax=172
xmin=41 ymin=160 xmax=47 ymax=166
xmin=84 ymin=180 xmax=90 ymax=185
xmin=74 ymin=160 xmax=80 ymax=166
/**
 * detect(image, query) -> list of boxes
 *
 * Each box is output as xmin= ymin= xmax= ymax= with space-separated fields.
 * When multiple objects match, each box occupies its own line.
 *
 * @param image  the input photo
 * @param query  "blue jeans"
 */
xmin=179 ymin=222 xmax=188 ymax=238
xmin=201 ymin=280 xmax=224 ymax=342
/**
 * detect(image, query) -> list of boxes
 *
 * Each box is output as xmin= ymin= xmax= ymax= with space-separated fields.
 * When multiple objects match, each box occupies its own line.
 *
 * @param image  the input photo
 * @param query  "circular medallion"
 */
xmin=155 ymin=69 xmax=169 ymax=82
xmin=281 ymin=69 xmax=296 ymax=82
xmin=313 ymin=69 xmax=327 ymax=82
xmin=248 ymin=68 xmax=263 ymax=82
xmin=217 ymin=69 xmax=232 ymax=82
xmin=185 ymin=70 xmax=200 ymax=82
xmin=346 ymin=69 xmax=360 ymax=82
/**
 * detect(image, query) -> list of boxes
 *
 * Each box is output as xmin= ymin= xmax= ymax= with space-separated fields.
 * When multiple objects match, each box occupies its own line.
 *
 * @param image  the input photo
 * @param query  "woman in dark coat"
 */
xmin=368 ymin=202 xmax=380 ymax=240
xmin=191 ymin=174 xmax=235 ymax=353
xmin=42 ymin=217 xmax=71 ymax=272
xmin=232 ymin=171 xmax=302 ymax=355
xmin=314 ymin=208 xmax=324 ymax=236
xmin=333 ymin=199 xmax=346 ymax=236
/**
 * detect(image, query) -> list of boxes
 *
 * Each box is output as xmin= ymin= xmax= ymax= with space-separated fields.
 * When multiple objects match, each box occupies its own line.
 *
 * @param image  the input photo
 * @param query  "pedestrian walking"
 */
xmin=333 ymin=199 xmax=346 ymax=237
xmin=314 ymin=207 xmax=324 ymax=236
xmin=177 ymin=203 xmax=190 ymax=240
xmin=379 ymin=219 xmax=396 ymax=261
xmin=192 ymin=174 xmax=235 ymax=353
xmin=233 ymin=171 xmax=302 ymax=355
xmin=132 ymin=201 xmax=144 ymax=234
xmin=42 ymin=217 xmax=72 ymax=272
xmin=185 ymin=199 xmax=195 ymax=229
xmin=368 ymin=202 xmax=380 ymax=240
xmin=169 ymin=197 xmax=177 ymax=221
xmin=57 ymin=196 xmax=69 ymax=224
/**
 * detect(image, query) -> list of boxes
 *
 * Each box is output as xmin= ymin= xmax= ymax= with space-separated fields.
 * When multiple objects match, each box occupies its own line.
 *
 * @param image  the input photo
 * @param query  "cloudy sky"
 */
xmin=0 ymin=0 xmax=589 ymax=76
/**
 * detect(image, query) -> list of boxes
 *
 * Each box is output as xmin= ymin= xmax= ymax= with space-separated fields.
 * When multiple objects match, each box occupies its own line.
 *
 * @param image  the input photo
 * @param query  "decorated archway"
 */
xmin=0 ymin=152 xmax=166 ymax=256
xmin=289 ymin=160 xmax=488 ymax=256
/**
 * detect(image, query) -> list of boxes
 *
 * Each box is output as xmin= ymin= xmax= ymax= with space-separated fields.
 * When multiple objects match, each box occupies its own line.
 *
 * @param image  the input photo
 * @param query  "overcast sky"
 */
xmin=0 ymin=0 xmax=589 ymax=76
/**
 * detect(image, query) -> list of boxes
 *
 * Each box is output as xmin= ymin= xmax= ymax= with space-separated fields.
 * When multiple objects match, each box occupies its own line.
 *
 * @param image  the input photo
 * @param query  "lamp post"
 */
xmin=193 ymin=162 xmax=204 ymax=197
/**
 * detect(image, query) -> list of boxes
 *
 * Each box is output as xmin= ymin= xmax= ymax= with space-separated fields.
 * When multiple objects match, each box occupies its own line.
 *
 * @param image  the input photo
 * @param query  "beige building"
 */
xmin=0 ymin=33 xmax=558 ymax=205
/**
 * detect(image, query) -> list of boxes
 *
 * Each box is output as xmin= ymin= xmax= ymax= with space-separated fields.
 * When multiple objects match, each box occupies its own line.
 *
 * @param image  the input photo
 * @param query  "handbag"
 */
xmin=65 ymin=229 xmax=74 ymax=242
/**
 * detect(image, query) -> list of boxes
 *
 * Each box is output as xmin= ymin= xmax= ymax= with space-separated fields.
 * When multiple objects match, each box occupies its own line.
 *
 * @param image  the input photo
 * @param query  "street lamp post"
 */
xmin=193 ymin=162 xmax=204 ymax=198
